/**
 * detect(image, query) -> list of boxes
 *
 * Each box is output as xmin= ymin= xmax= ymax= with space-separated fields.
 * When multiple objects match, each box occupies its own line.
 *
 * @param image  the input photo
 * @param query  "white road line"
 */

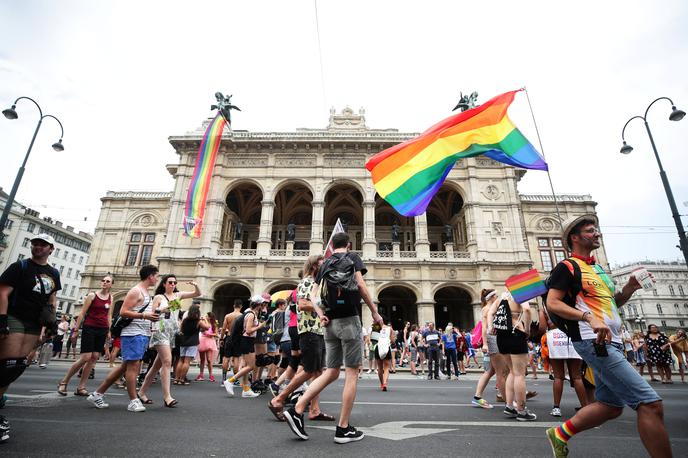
xmin=320 ymin=401 xmax=475 ymax=407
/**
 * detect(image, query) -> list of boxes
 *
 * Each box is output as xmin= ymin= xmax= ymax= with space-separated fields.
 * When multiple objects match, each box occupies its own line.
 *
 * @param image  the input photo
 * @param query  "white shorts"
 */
xmin=547 ymin=329 xmax=581 ymax=360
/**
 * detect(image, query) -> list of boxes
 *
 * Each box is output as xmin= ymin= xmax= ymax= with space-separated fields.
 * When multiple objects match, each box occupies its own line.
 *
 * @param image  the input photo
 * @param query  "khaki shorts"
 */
xmin=8 ymin=314 xmax=42 ymax=335
xmin=324 ymin=315 xmax=363 ymax=369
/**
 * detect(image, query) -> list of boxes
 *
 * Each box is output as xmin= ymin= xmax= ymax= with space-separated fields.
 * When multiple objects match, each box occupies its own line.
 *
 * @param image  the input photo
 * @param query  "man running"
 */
xmin=87 ymin=265 xmax=160 ymax=412
xmin=284 ymin=232 xmax=383 ymax=443
xmin=545 ymin=215 xmax=672 ymax=457
xmin=0 ymin=233 xmax=61 ymax=443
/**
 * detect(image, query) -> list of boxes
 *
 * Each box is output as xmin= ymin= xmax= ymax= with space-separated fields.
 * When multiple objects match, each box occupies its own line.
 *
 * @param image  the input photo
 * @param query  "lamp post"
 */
xmin=620 ymin=97 xmax=687 ymax=269
xmin=0 ymin=96 xmax=64 ymax=245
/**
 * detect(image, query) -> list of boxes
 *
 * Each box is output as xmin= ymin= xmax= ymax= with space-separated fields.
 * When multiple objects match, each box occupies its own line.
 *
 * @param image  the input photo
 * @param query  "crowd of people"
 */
xmin=0 ymin=223 xmax=681 ymax=456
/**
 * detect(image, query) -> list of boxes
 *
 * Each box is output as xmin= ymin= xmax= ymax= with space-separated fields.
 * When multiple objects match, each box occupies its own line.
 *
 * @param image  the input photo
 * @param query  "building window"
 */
xmin=75 ymin=270 xmax=80 ymax=278
xmin=679 ymin=285 xmax=685 ymax=296
xmin=67 ymin=268 xmax=72 ymax=278
xmin=669 ymin=285 xmax=675 ymax=296
xmin=79 ymin=256 xmax=83 ymax=265
xmin=681 ymin=320 xmax=686 ymax=327
xmin=538 ymin=238 xmax=549 ymax=247
xmin=63 ymin=250 xmax=68 ymax=260
xmin=55 ymin=248 xmax=60 ymax=257
xmin=656 ymin=303 xmax=663 ymax=315
xmin=70 ymin=285 xmax=76 ymax=297
xmin=540 ymin=251 xmax=553 ymax=271
xmin=675 ymin=304 xmax=680 ymax=314
xmin=71 ymin=253 xmax=76 ymax=262
xmin=661 ymin=320 xmax=667 ymax=328
xmin=554 ymin=251 xmax=566 ymax=263
xmin=17 ymin=254 xmax=25 ymax=261
xmin=653 ymin=289 xmax=658 ymax=296
xmin=538 ymin=237 xmax=565 ymax=271
xmin=125 ymin=232 xmax=156 ymax=266
xmin=4 ymin=219 xmax=13 ymax=230
xmin=27 ymin=222 xmax=35 ymax=233
xmin=22 ymin=238 xmax=30 ymax=248
xmin=59 ymin=266 xmax=64 ymax=274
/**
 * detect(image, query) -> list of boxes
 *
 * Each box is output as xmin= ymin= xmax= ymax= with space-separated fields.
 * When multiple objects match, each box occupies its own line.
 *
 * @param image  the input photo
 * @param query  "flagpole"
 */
xmin=522 ymin=87 xmax=564 ymax=230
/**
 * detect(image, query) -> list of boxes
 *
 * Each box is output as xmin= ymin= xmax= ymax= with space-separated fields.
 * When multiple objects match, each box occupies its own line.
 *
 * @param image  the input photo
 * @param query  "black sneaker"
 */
xmin=334 ymin=424 xmax=364 ymax=444
xmin=503 ymin=406 xmax=518 ymax=418
xmin=0 ymin=415 xmax=9 ymax=443
xmin=284 ymin=407 xmax=308 ymax=440
xmin=516 ymin=409 xmax=537 ymax=421
xmin=434 ymin=376 xmax=440 ymax=380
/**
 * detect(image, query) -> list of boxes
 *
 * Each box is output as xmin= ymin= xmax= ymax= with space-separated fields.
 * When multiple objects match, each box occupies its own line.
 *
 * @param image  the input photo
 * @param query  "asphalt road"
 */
xmin=1 ymin=361 xmax=686 ymax=457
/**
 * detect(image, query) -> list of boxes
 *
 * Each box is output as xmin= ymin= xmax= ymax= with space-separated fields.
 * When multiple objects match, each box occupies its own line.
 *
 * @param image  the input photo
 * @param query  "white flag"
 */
xmin=324 ymin=218 xmax=346 ymax=258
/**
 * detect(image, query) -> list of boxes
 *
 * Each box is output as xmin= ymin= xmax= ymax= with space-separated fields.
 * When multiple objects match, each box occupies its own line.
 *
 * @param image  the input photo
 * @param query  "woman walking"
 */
xmin=175 ymin=303 xmax=210 ymax=385
xmin=632 ymin=331 xmax=648 ymax=376
xmin=138 ymin=275 xmax=200 ymax=406
xmin=472 ymin=289 xmax=506 ymax=409
xmin=197 ymin=312 xmax=219 ymax=382
xmin=58 ymin=276 xmax=114 ymax=396
xmin=645 ymin=324 xmax=673 ymax=384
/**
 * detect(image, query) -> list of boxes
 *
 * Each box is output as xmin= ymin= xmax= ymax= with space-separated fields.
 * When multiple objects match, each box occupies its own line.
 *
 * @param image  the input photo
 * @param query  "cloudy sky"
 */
xmin=1 ymin=0 xmax=686 ymax=266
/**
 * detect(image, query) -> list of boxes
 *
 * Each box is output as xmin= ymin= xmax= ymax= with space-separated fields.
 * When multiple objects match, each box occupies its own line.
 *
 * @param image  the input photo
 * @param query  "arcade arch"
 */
xmin=426 ymin=185 xmax=468 ymax=252
xmin=324 ymin=184 xmax=363 ymax=250
xmin=375 ymin=195 xmax=415 ymax=252
xmin=213 ymin=283 xmax=251 ymax=318
xmin=271 ymin=182 xmax=313 ymax=250
xmin=433 ymin=285 xmax=474 ymax=330
xmin=221 ymin=183 xmax=263 ymax=249
xmin=377 ymin=285 xmax=418 ymax=331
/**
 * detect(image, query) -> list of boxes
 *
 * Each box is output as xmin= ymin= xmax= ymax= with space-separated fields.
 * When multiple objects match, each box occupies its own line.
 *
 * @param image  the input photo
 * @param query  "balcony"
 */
xmin=215 ymin=248 xmax=470 ymax=262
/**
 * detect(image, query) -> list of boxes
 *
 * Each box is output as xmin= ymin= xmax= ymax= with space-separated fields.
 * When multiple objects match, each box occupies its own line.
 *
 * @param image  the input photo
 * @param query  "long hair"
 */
xmin=480 ymin=288 xmax=496 ymax=306
xmin=206 ymin=312 xmax=217 ymax=332
xmin=183 ymin=304 xmax=201 ymax=323
xmin=444 ymin=325 xmax=454 ymax=337
xmin=155 ymin=274 xmax=179 ymax=296
xmin=645 ymin=324 xmax=663 ymax=338
xmin=302 ymin=254 xmax=324 ymax=278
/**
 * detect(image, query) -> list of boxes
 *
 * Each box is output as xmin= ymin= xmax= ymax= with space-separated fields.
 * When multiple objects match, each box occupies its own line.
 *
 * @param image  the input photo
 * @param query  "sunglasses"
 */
xmin=101 ymin=279 xmax=112 ymax=283
xmin=167 ymin=281 xmax=178 ymax=285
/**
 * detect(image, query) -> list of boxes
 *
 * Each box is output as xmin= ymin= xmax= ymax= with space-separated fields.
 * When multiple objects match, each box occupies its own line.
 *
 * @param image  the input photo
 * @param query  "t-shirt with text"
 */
xmin=0 ymin=259 xmax=61 ymax=322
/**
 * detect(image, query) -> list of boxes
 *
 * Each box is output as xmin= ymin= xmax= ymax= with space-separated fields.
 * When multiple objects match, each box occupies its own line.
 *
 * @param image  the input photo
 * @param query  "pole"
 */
xmin=644 ymin=120 xmax=688 ymax=269
xmin=0 ymin=117 xmax=43 ymax=244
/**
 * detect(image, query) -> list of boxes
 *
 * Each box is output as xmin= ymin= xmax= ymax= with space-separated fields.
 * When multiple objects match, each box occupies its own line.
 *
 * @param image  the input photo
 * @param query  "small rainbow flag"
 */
xmin=183 ymin=113 xmax=227 ymax=237
xmin=505 ymin=269 xmax=547 ymax=304
xmin=365 ymin=89 xmax=547 ymax=216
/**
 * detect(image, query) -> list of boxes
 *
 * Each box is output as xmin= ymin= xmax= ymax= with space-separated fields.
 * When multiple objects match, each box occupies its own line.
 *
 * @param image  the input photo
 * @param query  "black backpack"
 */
xmin=270 ymin=310 xmax=286 ymax=344
xmin=542 ymin=258 xmax=583 ymax=340
xmin=319 ymin=253 xmax=358 ymax=313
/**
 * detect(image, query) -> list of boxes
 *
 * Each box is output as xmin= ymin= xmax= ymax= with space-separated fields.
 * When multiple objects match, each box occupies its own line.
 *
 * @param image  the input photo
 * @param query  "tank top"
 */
xmin=84 ymin=292 xmax=111 ymax=329
xmin=120 ymin=289 xmax=152 ymax=337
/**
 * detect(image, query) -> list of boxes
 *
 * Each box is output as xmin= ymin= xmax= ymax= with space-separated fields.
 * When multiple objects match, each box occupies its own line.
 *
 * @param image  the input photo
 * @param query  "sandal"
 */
xmin=74 ymin=388 xmax=89 ymax=396
xmin=57 ymin=382 xmax=68 ymax=396
xmin=267 ymin=401 xmax=285 ymax=421
xmin=309 ymin=412 xmax=335 ymax=421
xmin=164 ymin=399 xmax=178 ymax=408
xmin=137 ymin=393 xmax=154 ymax=404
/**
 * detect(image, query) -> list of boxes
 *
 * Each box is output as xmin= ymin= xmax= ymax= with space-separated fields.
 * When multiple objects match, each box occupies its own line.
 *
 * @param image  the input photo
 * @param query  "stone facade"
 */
xmin=80 ymin=108 xmax=609 ymax=330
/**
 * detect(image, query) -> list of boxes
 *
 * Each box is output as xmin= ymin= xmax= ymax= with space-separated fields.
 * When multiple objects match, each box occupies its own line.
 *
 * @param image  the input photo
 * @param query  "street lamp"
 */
xmin=620 ymin=97 xmax=688 ymax=269
xmin=0 ymin=97 xmax=64 ymax=245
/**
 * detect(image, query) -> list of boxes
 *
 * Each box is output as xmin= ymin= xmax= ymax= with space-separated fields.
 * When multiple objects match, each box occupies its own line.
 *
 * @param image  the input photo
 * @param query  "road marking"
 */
xmin=30 ymin=389 xmax=125 ymax=396
xmin=311 ymin=420 xmax=561 ymax=441
xmin=320 ymin=401 xmax=474 ymax=407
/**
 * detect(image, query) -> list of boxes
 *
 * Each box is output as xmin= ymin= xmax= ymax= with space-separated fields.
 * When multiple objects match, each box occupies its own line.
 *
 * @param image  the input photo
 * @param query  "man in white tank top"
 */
xmin=88 ymin=265 xmax=160 ymax=412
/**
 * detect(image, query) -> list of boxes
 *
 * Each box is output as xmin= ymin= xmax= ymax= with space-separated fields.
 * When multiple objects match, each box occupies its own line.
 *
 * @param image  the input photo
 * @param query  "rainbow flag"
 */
xmin=365 ymin=89 xmax=547 ymax=216
xmin=505 ymin=269 xmax=547 ymax=304
xmin=183 ymin=113 xmax=227 ymax=237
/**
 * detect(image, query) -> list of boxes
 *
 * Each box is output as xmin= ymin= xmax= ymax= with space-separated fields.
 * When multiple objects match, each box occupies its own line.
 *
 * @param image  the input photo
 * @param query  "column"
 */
xmin=414 ymin=213 xmax=430 ymax=259
xmin=310 ymin=200 xmax=324 ymax=255
xmin=362 ymin=200 xmax=376 ymax=259
xmin=416 ymin=301 xmax=435 ymax=325
xmin=256 ymin=199 xmax=274 ymax=257
xmin=200 ymin=199 xmax=225 ymax=257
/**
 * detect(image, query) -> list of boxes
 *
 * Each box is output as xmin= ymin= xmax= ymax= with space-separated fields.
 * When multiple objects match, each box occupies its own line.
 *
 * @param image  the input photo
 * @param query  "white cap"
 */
xmin=31 ymin=233 xmax=55 ymax=246
xmin=250 ymin=294 xmax=267 ymax=304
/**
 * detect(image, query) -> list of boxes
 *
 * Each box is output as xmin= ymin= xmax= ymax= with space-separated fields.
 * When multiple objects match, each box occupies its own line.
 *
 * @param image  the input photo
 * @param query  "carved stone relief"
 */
xmin=483 ymin=185 xmax=501 ymax=200
xmin=274 ymin=155 xmax=317 ymax=167
xmin=537 ymin=218 xmax=557 ymax=232
xmin=226 ymin=155 xmax=268 ymax=167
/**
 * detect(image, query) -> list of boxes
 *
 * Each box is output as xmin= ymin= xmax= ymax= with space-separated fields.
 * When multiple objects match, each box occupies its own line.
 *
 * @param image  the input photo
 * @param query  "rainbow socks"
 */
xmin=554 ymin=420 xmax=578 ymax=443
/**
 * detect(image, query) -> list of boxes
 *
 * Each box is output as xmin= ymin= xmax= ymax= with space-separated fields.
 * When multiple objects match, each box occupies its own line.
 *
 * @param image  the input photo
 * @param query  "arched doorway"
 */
xmin=426 ymin=185 xmax=468 ymax=252
xmin=375 ymin=195 xmax=415 ymax=252
xmin=378 ymin=285 xmax=418 ymax=331
xmin=268 ymin=283 xmax=298 ymax=294
xmin=222 ymin=183 xmax=263 ymax=249
xmin=213 ymin=283 xmax=251 ymax=318
xmin=324 ymin=183 xmax=363 ymax=250
xmin=434 ymin=286 xmax=473 ymax=331
xmin=272 ymin=182 xmax=313 ymax=250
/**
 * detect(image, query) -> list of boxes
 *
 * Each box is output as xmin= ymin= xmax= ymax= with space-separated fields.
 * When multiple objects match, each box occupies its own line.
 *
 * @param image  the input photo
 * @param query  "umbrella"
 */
xmin=271 ymin=289 xmax=293 ymax=304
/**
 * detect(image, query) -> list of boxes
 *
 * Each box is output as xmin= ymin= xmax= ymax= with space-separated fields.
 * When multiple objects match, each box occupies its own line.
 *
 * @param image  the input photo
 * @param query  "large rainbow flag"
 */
xmin=365 ymin=89 xmax=547 ymax=216
xmin=183 ymin=113 xmax=227 ymax=237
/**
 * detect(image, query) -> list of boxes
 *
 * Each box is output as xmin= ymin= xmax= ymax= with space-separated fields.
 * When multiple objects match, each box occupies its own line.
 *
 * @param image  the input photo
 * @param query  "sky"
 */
xmin=0 ymin=0 xmax=687 ymax=267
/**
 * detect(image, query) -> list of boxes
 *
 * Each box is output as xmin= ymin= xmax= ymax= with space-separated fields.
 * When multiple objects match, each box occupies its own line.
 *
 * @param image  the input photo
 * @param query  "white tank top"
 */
xmin=120 ymin=289 xmax=152 ymax=337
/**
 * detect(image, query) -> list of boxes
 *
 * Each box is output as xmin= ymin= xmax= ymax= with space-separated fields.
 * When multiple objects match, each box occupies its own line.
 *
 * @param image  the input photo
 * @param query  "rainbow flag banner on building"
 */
xmin=183 ymin=113 xmax=227 ymax=237
xmin=365 ymin=89 xmax=548 ymax=216
xmin=505 ymin=269 xmax=547 ymax=304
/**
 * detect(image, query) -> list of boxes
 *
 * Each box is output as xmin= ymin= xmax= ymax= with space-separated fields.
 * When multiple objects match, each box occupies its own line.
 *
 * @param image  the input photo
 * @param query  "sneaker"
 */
xmin=546 ymin=427 xmax=569 ymax=457
xmin=334 ymin=424 xmax=365 ymax=444
xmin=39 ymin=364 xmax=47 ymax=369
xmin=516 ymin=409 xmax=537 ymax=421
xmin=269 ymin=383 xmax=281 ymax=397
xmin=496 ymin=393 xmax=505 ymax=403
xmin=381 ymin=384 xmax=387 ymax=392
xmin=0 ymin=415 xmax=9 ymax=443
xmin=127 ymin=398 xmax=146 ymax=412
xmin=434 ymin=376 xmax=440 ymax=380
xmin=195 ymin=375 xmax=204 ymax=382
xmin=503 ymin=406 xmax=518 ymax=418
xmin=366 ymin=369 xmax=372 ymax=374
xmin=284 ymin=407 xmax=309 ymax=440
xmin=471 ymin=398 xmax=494 ymax=409
xmin=209 ymin=375 xmax=216 ymax=383
xmin=241 ymin=389 xmax=260 ymax=398
xmin=223 ymin=380 xmax=235 ymax=396
xmin=550 ymin=407 xmax=562 ymax=417
xmin=87 ymin=393 xmax=109 ymax=409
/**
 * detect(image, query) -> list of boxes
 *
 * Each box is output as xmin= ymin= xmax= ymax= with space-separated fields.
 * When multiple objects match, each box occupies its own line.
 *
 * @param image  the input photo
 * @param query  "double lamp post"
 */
xmin=0 ymin=96 xmax=64 ymax=245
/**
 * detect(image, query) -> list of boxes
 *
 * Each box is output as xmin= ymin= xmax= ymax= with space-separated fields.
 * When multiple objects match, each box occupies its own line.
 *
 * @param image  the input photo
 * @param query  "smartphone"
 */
xmin=593 ymin=342 xmax=608 ymax=357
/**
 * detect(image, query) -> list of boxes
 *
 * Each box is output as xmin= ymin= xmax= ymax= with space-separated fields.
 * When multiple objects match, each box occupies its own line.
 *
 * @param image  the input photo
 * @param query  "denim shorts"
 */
xmin=572 ymin=339 xmax=661 ymax=409
xmin=121 ymin=335 xmax=150 ymax=362
xmin=267 ymin=341 xmax=278 ymax=353
xmin=180 ymin=345 xmax=198 ymax=358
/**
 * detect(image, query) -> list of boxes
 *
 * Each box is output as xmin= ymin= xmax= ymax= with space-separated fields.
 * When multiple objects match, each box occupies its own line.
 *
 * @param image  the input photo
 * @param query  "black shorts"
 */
xmin=374 ymin=345 xmax=392 ymax=361
xmin=288 ymin=327 xmax=300 ymax=351
xmin=496 ymin=330 xmax=528 ymax=355
xmin=80 ymin=325 xmax=108 ymax=354
xmin=240 ymin=336 xmax=256 ymax=355
xmin=299 ymin=332 xmax=325 ymax=373
xmin=222 ymin=338 xmax=234 ymax=358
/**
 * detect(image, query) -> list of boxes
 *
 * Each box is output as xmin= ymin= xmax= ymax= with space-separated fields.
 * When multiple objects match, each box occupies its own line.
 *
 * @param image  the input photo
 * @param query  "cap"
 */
xmin=250 ymin=294 xmax=267 ymax=304
xmin=31 ymin=233 xmax=55 ymax=246
xmin=261 ymin=292 xmax=271 ymax=303
xmin=561 ymin=214 xmax=599 ymax=251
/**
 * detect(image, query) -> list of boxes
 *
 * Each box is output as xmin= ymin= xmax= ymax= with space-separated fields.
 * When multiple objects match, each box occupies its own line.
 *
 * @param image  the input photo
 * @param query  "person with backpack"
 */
xmin=284 ymin=232 xmax=383 ymax=444
xmin=472 ymin=289 xmax=505 ymax=409
xmin=266 ymin=298 xmax=287 ymax=381
xmin=545 ymin=215 xmax=671 ymax=458
xmin=0 ymin=233 xmax=61 ymax=443
xmin=58 ymin=275 xmax=114 ymax=397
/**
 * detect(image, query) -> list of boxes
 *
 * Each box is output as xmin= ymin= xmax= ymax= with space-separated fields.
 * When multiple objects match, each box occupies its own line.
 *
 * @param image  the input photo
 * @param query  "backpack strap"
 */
xmin=564 ymin=258 xmax=583 ymax=298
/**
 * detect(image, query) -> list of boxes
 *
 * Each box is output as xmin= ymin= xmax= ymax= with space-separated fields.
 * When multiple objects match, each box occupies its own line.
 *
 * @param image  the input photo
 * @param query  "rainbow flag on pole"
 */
xmin=183 ymin=113 xmax=227 ymax=237
xmin=365 ymin=89 xmax=547 ymax=216
xmin=505 ymin=269 xmax=547 ymax=304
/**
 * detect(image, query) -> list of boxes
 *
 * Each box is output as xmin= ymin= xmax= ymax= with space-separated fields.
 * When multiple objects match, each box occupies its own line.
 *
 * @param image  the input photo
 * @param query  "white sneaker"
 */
xmin=241 ymin=389 xmax=260 ymax=398
xmin=550 ymin=407 xmax=562 ymax=417
xmin=366 ymin=369 xmax=372 ymax=374
xmin=223 ymin=380 xmax=235 ymax=396
xmin=127 ymin=398 xmax=146 ymax=412
xmin=87 ymin=393 xmax=109 ymax=409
